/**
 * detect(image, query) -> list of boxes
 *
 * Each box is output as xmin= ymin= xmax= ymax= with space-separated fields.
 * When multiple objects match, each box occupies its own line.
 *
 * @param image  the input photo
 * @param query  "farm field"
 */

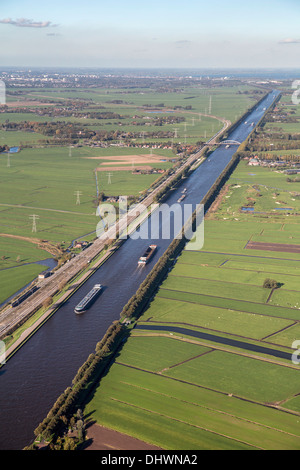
xmin=84 ymin=160 xmax=300 ymax=450
xmin=0 ymin=84 xmax=258 ymax=307
xmin=0 ymin=262 xmax=48 ymax=306
xmin=0 ymin=145 xmax=173 ymax=304
xmin=4 ymin=85 xmax=258 ymax=146
xmin=266 ymin=122 xmax=300 ymax=134
xmin=15 ymin=84 xmax=257 ymax=122
xmin=0 ymin=129 xmax=50 ymax=146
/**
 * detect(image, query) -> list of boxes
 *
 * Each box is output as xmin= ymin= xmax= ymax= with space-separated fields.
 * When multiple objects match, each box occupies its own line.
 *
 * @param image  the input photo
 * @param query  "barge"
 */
xmin=74 ymin=283 xmax=102 ymax=314
xmin=177 ymin=194 xmax=186 ymax=203
xmin=138 ymin=245 xmax=157 ymax=265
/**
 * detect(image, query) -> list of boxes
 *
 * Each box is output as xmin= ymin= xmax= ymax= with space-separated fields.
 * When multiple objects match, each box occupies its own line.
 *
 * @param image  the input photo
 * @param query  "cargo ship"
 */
xmin=177 ymin=194 xmax=186 ymax=203
xmin=74 ymin=284 xmax=102 ymax=314
xmin=138 ymin=245 xmax=157 ymax=265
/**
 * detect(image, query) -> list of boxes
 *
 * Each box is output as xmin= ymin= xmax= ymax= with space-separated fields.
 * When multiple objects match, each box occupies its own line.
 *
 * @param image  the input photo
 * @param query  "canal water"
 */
xmin=0 ymin=91 xmax=280 ymax=449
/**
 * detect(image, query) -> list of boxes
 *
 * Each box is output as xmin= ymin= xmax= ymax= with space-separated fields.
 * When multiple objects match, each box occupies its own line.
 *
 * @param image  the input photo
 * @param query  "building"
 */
xmin=248 ymin=157 xmax=260 ymax=166
xmin=38 ymin=271 xmax=51 ymax=279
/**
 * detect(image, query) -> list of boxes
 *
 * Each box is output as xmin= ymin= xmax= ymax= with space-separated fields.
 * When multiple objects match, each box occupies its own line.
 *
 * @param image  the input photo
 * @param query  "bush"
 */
xmin=43 ymin=296 xmax=53 ymax=308
xmin=263 ymin=278 xmax=279 ymax=289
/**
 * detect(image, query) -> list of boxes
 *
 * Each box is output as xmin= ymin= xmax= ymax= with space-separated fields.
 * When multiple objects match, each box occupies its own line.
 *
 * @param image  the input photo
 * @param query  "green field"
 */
xmin=0 ymin=145 xmax=174 ymax=303
xmin=18 ymin=84 xmax=256 ymax=121
xmin=84 ymin=159 xmax=300 ymax=450
xmin=0 ymin=145 xmax=176 ymax=245
xmin=85 ymin=338 xmax=300 ymax=450
xmin=0 ymin=262 xmax=48 ymax=305
xmin=6 ymin=84 xmax=300 ymax=450
xmin=0 ymin=84 xmax=258 ymax=307
xmin=0 ymin=129 xmax=50 ymax=146
xmin=142 ymin=297 xmax=292 ymax=339
xmin=5 ymin=84 xmax=257 ymax=145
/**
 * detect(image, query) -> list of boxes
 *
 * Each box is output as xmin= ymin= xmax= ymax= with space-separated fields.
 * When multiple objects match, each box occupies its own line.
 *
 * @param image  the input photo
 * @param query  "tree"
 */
xmin=76 ymin=419 xmax=84 ymax=441
xmin=263 ymin=278 xmax=280 ymax=289
xmin=43 ymin=296 xmax=53 ymax=308
xmin=63 ymin=436 xmax=77 ymax=450
xmin=58 ymin=280 xmax=67 ymax=290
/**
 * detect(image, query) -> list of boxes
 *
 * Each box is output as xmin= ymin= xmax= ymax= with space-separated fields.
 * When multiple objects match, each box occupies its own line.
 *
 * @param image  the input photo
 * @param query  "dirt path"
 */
xmin=0 ymin=233 xmax=62 ymax=257
xmin=96 ymin=165 xmax=153 ymax=172
xmin=0 ymin=233 xmax=41 ymax=245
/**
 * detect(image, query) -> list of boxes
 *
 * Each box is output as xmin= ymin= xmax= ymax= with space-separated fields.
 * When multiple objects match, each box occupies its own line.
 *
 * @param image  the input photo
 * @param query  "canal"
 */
xmin=0 ymin=90 xmax=280 ymax=450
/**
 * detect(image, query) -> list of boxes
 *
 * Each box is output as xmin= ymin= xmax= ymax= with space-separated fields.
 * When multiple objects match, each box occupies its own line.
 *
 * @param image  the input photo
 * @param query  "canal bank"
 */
xmin=3 ymin=197 xmax=156 ymax=362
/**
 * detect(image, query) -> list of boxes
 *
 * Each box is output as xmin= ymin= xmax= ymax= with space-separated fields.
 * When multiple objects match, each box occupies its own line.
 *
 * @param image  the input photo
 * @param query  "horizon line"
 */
xmin=1 ymin=65 xmax=300 ymax=71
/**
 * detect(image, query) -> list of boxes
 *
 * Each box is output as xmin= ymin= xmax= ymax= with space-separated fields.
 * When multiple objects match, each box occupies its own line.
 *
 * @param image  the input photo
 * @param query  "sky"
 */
xmin=0 ymin=0 xmax=300 ymax=69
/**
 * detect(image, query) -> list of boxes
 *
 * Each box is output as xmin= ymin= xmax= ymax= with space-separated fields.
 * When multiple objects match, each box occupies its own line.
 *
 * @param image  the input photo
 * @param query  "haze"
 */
xmin=0 ymin=0 xmax=300 ymax=68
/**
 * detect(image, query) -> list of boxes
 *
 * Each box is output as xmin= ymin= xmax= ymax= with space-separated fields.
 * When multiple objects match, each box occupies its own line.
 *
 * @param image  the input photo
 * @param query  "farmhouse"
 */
xmin=248 ymin=157 xmax=260 ymax=166
xmin=74 ymin=241 xmax=89 ymax=250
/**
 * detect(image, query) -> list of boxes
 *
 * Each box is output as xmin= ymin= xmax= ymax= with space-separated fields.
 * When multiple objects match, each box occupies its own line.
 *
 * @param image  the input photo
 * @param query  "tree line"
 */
xmin=26 ymin=320 xmax=126 ymax=450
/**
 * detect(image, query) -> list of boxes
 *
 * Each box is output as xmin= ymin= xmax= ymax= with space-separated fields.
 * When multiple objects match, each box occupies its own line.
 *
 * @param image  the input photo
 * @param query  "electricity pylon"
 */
xmin=30 ymin=214 xmax=39 ymax=233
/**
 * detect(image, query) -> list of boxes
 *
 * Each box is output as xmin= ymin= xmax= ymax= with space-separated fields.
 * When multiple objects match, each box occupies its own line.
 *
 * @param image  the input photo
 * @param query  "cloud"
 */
xmin=175 ymin=40 xmax=192 ymax=45
xmin=279 ymin=38 xmax=300 ymax=44
xmin=174 ymin=40 xmax=193 ymax=49
xmin=0 ymin=18 xmax=57 ymax=28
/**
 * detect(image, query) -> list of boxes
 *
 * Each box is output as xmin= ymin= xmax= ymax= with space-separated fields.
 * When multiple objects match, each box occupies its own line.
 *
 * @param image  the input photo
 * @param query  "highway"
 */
xmin=0 ymin=90 xmax=280 ymax=450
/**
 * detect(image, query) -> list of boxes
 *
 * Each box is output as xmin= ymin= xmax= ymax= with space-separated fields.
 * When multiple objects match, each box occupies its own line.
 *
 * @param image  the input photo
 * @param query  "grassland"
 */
xmin=0 ymin=84 xmax=257 ymax=305
xmin=0 ymin=145 xmax=174 ymax=304
xmin=84 ymin=159 xmax=300 ymax=450
xmin=0 ymin=262 xmax=48 ymax=306
xmin=5 ymin=85 xmax=257 ymax=145
xmin=0 ymin=145 xmax=177 ymax=254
